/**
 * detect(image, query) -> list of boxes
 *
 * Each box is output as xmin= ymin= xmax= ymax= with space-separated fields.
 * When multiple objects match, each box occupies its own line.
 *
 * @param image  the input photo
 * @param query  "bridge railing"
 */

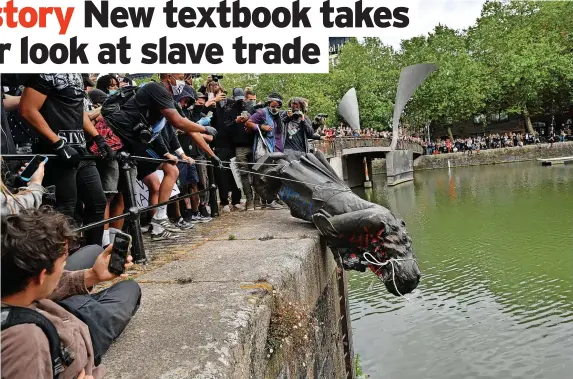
xmin=309 ymin=138 xmax=424 ymax=157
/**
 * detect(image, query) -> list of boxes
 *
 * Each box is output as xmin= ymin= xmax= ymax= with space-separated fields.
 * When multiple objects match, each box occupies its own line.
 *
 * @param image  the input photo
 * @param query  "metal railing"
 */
xmin=1 ymin=152 xmax=219 ymax=264
xmin=309 ymin=137 xmax=425 ymax=158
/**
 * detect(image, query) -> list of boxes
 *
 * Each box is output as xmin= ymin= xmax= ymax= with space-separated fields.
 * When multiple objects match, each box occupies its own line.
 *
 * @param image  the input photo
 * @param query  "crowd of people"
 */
xmin=315 ymin=125 xmax=425 ymax=147
xmin=421 ymin=130 xmax=571 ymax=155
xmin=0 ymin=72 xmax=326 ymax=378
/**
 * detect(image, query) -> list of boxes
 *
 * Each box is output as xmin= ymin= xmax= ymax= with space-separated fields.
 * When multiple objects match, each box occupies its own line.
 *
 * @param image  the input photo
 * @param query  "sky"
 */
xmin=384 ymin=0 xmax=488 ymax=49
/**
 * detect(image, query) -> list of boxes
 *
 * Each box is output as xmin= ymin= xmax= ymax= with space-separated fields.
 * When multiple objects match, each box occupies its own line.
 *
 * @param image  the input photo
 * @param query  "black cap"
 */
xmin=196 ymin=92 xmax=208 ymax=99
xmin=232 ymin=88 xmax=245 ymax=101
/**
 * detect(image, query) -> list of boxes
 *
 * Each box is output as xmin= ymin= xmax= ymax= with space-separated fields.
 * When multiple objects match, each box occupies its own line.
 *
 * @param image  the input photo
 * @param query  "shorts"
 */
xmin=177 ymin=162 xmax=199 ymax=186
xmin=96 ymin=159 xmax=120 ymax=194
xmin=130 ymin=146 xmax=161 ymax=181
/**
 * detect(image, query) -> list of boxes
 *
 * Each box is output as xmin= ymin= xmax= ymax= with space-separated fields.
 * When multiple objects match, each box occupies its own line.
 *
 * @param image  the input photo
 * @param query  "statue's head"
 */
xmin=367 ymin=211 xmax=421 ymax=296
xmin=330 ymin=206 xmax=421 ymax=296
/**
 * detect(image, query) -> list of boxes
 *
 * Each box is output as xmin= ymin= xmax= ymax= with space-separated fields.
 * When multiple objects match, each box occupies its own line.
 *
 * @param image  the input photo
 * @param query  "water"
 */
xmin=350 ymin=162 xmax=573 ymax=379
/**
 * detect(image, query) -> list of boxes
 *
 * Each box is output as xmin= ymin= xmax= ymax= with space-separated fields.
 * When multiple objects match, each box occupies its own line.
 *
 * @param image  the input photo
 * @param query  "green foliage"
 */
xmin=210 ymin=1 xmax=573 ymax=131
xmin=355 ymin=353 xmax=369 ymax=378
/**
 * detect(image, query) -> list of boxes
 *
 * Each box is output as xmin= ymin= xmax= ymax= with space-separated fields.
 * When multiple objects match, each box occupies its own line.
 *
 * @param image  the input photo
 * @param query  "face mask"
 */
xmin=170 ymin=78 xmax=185 ymax=96
xmin=109 ymin=89 xmax=118 ymax=95
xmin=269 ymin=107 xmax=279 ymax=115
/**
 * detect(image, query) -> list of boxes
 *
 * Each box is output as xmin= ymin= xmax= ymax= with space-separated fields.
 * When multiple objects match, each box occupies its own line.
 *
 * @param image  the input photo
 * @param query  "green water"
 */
xmin=350 ymin=162 xmax=573 ymax=379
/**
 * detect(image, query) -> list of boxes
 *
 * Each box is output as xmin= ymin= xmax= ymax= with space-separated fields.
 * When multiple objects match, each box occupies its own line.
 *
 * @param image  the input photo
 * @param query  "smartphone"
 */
xmin=19 ymin=155 xmax=48 ymax=182
xmin=108 ymin=231 xmax=132 ymax=276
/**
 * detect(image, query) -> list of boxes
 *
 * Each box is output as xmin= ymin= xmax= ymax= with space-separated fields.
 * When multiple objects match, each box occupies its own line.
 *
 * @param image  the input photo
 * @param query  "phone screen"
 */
xmin=108 ymin=232 xmax=132 ymax=275
xmin=20 ymin=155 xmax=47 ymax=181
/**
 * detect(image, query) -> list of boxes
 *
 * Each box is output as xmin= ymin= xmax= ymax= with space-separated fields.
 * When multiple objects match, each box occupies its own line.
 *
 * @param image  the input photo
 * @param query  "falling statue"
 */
xmin=252 ymin=150 xmax=420 ymax=296
xmin=251 ymin=64 xmax=437 ymax=296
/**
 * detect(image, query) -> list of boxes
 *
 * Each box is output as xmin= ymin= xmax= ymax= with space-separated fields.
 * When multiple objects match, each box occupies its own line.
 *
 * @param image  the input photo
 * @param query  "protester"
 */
xmin=103 ymin=74 xmax=222 ymax=239
xmin=1 ymin=207 xmax=141 ymax=379
xmin=19 ymin=74 xmax=109 ymax=246
xmin=245 ymin=92 xmax=285 ymax=210
xmin=1 ymin=160 xmax=46 ymax=216
xmin=205 ymin=79 xmax=241 ymax=212
xmin=230 ymin=88 xmax=255 ymax=209
xmin=281 ymin=97 xmax=322 ymax=156
xmin=87 ymin=89 xmax=126 ymax=245
xmin=96 ymin=75 xmax=120 ymax=95
xmin=215 ymin=87 xmax=250 ymax=212
xmin=178 ymin=91 xmax=213 ymax=221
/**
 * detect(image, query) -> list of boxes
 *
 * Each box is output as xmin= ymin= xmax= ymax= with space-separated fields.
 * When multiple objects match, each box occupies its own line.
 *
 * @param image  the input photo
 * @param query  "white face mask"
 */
xmin=171 ymin=79 xmax=185 ymax=96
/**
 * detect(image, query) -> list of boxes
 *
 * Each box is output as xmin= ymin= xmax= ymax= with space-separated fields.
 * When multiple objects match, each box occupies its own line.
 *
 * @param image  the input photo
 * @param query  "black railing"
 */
xmin=1 ymin=152 xmax=219 ymax=264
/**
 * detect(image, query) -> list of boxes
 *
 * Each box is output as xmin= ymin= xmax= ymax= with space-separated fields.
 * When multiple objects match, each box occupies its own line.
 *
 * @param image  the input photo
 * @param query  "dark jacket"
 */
xmin=280 ymin=111 xmax=321 ymax=153
xmin=227 ymin=101 xmax=252 ymax=148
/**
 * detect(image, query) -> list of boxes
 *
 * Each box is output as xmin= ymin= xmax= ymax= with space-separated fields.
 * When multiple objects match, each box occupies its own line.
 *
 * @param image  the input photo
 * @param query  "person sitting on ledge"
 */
xmin=1 ymin=207 xmax=141 ymax=379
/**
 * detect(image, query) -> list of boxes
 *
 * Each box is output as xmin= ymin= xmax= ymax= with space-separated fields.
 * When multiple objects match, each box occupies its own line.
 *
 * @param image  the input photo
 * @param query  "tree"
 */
xmin=468 ymin=0 xmax=573 ymax=133
xmin=399 ymin=25 xmax=489 ymax=135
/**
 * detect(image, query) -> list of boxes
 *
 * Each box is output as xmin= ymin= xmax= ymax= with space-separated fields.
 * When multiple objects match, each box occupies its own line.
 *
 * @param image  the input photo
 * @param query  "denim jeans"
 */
xmin=44 ymin=160 xmax=107 ymax=246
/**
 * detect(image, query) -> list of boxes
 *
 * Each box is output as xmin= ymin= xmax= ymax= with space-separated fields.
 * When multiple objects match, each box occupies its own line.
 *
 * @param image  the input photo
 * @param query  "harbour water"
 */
xmin=350 ymin=162 xmax=573 ymax=379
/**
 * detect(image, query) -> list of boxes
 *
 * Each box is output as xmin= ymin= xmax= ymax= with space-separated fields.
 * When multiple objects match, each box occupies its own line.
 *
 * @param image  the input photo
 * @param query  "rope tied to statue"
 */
xmin=362 ymin=252 xmax=418 ymax=299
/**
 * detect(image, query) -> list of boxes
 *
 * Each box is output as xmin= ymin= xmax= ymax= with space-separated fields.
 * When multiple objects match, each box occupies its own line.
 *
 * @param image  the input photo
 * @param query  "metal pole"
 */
xmin=207 ymin=164 xmax=219 ymax=217
xmin=117 ymin=152 xmax=147 ymax=264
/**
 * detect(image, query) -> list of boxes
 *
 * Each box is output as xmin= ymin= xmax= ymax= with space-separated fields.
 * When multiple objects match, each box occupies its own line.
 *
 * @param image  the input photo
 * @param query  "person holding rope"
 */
xmin=103 ymin=74 xmax=222 ymax=240
xmin=19 ymin=74 xmax=111 ymax=246
xmin=245 ymin=92 xmax=285 ymax=210
xmin=176 ymin=91 xmax=213 ymax=223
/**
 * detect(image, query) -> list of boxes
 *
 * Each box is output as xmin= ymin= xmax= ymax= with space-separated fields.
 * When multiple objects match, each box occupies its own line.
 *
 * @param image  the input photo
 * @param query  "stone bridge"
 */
xmin=309 ymin=138 xmax=424 ymax=187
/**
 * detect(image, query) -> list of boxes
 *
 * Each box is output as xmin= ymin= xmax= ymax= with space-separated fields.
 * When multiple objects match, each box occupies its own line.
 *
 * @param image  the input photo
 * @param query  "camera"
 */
xmin=186 ymin=73 xmax=201 ymax=78
xmin=316 ymin=113 xmax=328 ymax=119
xmin=211 ymin=74 xmax=224 ymax=82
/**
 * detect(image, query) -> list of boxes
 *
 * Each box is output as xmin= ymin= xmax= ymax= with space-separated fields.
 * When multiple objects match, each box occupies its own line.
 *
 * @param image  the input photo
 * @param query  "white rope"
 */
xmin=362 ymin=252 xmax=417 ymax=299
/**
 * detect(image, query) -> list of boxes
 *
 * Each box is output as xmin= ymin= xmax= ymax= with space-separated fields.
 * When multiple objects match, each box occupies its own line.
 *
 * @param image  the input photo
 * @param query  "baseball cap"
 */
xmin=196 ymin=92 xmax=208 ymax=99
xmin=232 ymin=88 xmax=245 ymax=101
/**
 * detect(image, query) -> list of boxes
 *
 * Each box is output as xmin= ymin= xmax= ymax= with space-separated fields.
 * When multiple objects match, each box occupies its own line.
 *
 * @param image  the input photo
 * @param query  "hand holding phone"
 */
xmin=108 ymin=231 xmax=132 ymax=276
xmin=19 ymin=155 xmax=48 ymax=184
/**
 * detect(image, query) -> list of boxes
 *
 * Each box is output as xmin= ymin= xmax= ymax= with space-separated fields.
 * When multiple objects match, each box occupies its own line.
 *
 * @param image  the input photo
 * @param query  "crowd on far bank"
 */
xmin=315 ymin=126 xmax=425 ymax=145
xmin=422 ymin=129 xmax=572 ymax=155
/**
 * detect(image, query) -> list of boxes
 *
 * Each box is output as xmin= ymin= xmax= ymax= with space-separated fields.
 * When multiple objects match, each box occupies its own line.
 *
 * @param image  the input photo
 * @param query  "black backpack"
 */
xmin=101 ymin=85 xmax=156 ymax=143
xmin=101 ymin=85 xmax=140 ymax=119
xmin=1 ymin=305 xmax=74 ymax=379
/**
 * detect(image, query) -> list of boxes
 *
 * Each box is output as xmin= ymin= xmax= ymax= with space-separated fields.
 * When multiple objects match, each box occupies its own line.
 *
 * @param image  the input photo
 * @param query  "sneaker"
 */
xmin=176 ymin=218 xmax=195 ymax=230
xmin=222 ymin=205 xmax=231 ymax=213
xmin=151 ymin=229 xmax=178 ymax=241
xmin=191 ymin=213 xmax=212 ymax=223
xmin=199 ymin=204 xmax=211 ymax=218
xmin=140 ymin=224 xmax=151 ymax=234
xmin=234 ymin=203 xmax=246 ymax=211
xmin=266 ymin=200 xmax=283 ymax=210
xmin=151 ymin=217 xmax=181 ymax=233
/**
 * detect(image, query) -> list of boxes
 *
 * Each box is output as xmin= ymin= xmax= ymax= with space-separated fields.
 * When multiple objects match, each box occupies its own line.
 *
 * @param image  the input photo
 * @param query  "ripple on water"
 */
xmin=349 ymin=162 xmax=573 ymax=379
